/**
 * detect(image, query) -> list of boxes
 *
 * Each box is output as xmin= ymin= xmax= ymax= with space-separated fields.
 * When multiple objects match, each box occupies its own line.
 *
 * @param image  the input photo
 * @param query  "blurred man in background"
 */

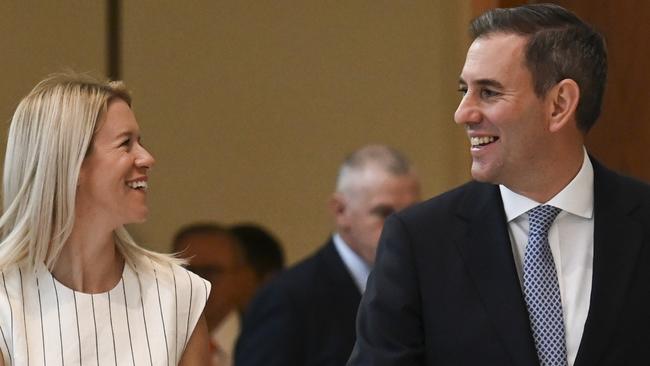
xmin=235 ymin=144 xmax=421 ymax=366
xmin=174 ymin=222 xmax=284 ymax=366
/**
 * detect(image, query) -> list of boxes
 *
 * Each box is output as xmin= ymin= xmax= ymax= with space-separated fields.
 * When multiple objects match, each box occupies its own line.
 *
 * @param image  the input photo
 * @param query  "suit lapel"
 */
xmin=455 ymin=183 xmax=539 ymax=366
xmin=574 ymin=161 xmax=644 ymax=366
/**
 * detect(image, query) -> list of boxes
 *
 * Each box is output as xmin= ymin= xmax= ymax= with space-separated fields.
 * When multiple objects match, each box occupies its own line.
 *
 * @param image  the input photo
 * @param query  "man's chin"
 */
xmin=470 ymin=163 xmax=498 ymax=184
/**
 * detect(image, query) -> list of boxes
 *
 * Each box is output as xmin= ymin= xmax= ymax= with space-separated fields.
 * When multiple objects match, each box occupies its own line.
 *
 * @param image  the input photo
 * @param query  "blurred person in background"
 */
xmin=229 ymin=223 xmax=285 ymax=308
xmin=174 ymin=222 xmax=284 ymax=366
xmin=235 ymin=144 xmax=421 ymax=366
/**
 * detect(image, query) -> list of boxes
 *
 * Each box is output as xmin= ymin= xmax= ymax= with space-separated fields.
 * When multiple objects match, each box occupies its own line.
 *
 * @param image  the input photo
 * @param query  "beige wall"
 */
xmin=1 ymin=2 xmax=472 ymax=265
xmin=0 ymin=1 xmax=106 ymax=154
xmin=123 ymin=1 xmax=473 ymax=263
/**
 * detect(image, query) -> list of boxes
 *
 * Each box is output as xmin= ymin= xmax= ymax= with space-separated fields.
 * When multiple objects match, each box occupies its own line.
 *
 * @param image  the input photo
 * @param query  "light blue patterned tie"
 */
xmin=523 ymin=205 xmax=567 ymax=366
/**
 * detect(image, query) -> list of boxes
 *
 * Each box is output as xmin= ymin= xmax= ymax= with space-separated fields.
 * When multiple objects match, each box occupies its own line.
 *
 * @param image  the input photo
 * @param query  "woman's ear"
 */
xmin=547 ymin=78 xmax=580 ymax=133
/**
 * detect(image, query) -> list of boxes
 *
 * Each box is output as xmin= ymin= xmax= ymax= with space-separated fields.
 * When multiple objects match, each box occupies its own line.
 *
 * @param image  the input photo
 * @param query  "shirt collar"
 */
xmin=332 ymin=233 xmax=371 ymax=293
xmin=499 ymin=148 xmax=594 ymax=222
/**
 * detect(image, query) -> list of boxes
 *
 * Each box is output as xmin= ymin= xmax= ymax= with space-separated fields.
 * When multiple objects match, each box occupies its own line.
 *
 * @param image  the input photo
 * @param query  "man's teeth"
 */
xmin=127 ymin=181 xmax=148 ymax=190
xmin=470 ymin=136 xmax=496 ymax=147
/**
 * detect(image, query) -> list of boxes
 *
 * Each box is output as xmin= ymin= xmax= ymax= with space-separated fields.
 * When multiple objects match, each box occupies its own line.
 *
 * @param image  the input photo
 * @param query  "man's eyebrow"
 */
xmin=458 ymin=77 xmax=504 ymax=89
xmin=475 ymin=79 xmax=504 ymax=89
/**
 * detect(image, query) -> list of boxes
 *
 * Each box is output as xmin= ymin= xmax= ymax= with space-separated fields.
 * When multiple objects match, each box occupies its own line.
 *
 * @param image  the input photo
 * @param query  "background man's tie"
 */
xmin=523 ymin=205 xmax=568 ymax=366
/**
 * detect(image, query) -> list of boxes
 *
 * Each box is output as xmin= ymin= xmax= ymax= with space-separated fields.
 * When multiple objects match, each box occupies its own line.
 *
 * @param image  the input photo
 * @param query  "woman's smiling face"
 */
xmin=77 ymin=99 xmax=155 ymax=229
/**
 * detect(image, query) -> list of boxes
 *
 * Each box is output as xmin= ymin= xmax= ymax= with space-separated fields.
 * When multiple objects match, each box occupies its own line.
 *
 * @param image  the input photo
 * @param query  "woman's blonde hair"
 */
xmin=0 ymin=72 xmax=181 ymax=272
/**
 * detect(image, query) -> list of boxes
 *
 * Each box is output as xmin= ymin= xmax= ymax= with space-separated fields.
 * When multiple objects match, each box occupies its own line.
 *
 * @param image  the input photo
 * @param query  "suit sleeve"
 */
xmin=347 ymin=214 xmax=425 ymax=366
xmin=235 ymin=280 xmax=303 ymax=366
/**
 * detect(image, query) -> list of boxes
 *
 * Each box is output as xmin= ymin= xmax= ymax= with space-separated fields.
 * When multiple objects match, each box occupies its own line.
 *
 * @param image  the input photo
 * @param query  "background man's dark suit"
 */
xmin=236 ymin=239 xmax=361 ymax=366
xmin=349 ymin=160 xmax=650 ymax=365
xmin=235 ymin=144 xmax=420 ymax=366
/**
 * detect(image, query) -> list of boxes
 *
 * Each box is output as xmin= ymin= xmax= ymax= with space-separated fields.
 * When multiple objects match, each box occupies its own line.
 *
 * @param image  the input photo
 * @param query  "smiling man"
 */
xmin=348 ymin=4 xmax=650 ymax=366
xmin=235 ymin=145 xmax=420 ymax=366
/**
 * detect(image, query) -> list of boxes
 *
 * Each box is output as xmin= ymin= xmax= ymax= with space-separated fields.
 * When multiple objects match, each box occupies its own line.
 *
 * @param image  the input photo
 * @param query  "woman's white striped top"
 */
xmin=0 ymin=260 xmax=210 ymax=366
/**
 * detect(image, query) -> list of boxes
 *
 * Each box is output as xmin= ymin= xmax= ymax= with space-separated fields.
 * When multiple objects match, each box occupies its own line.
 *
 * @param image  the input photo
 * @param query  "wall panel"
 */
xmin=0 ymin=1 xmax=106 ymax=165
xmin=122 ymin=1 xmax=472 ymax=262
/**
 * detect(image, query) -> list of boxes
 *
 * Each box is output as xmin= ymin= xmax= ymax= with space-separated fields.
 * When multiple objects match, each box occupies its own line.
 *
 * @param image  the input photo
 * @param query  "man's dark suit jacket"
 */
xmin=235 ymin=239 xmax=362 ymax=366
xmin=348 ymin=160 xmax=650 ymax=365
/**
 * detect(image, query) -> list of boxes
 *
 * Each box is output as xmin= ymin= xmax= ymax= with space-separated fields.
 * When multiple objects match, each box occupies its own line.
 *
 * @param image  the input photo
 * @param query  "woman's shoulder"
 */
xmin=128 ymin=259 xmax=210 ymax=342
xmin=0 ymin=263 xmax=40 ymax=317
xmin=0 ymin=262 xmax=36 ymax=289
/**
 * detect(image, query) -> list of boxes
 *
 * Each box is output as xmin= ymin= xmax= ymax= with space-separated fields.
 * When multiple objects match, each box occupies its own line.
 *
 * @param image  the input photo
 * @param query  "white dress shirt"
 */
xmin=499 ymin=149 xmax=593 ymax=366
xmin=210 ymin=310 xmax=241 ymax=366
xmin=333 ymin=233 xmax=372 ymax=293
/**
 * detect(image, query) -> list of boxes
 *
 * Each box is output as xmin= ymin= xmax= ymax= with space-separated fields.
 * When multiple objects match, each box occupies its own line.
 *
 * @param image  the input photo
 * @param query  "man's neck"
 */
xmin=507 ymin=145 xmax=585 ymax=203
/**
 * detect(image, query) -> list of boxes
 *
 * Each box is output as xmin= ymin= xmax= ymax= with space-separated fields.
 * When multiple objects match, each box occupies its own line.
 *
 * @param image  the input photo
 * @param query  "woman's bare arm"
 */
xmin=179 ymin=313 xmax=211 ymax=366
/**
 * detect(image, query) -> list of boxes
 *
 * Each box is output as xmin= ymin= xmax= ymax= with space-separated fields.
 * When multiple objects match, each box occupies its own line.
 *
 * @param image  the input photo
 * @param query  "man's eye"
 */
xmin=120 ymin=138 xmax=131 ymax=147
xmin=480 ymin=88 xmax=500 ymax=98
xmin=373 ymin=206 xmax=395 ymax=219
xmin=457 ymin=86 xmax=468 ymax=95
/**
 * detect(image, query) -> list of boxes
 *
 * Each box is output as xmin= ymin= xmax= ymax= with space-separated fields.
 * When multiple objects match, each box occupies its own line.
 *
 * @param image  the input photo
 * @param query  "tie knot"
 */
xmin=528 ymin=205 xmax=561 ymax=236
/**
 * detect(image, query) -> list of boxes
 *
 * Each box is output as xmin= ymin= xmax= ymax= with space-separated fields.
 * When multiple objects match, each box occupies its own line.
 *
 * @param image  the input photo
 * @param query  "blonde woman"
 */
xmin=0 ymin=74 xmax=210 ymax=365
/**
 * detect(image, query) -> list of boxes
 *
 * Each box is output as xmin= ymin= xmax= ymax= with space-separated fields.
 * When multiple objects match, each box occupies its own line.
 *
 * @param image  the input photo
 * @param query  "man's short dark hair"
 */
xmin=470 ymin=3 xmax=607 ymax=133
xmin=230 ymin=223 xmax=285 ymax=280
xmin=171 ymin=222 xmax=230 ymax=252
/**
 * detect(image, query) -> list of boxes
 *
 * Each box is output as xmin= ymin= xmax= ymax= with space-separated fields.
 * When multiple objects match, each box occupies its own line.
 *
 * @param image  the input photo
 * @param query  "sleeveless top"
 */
xmin=0 ymin=260 xmax=210 ymax=366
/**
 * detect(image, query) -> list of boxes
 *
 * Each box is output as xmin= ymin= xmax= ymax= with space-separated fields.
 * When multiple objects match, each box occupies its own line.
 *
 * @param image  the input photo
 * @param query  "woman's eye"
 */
xmin=120 ymin=138 xmax=131 ymax=147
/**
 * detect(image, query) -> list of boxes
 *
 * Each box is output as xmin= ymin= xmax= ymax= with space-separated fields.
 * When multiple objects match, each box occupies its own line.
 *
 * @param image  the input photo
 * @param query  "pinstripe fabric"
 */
xmin=0 ymin=261 xmax=210 ymax=366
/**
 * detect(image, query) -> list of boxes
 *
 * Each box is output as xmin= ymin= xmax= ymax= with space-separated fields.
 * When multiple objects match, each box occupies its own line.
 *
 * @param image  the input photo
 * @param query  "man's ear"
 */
xmin=548 ymin=78 xmax=580 ymax=133
xmin=328 ymin=192 xmax=347 ymax=225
